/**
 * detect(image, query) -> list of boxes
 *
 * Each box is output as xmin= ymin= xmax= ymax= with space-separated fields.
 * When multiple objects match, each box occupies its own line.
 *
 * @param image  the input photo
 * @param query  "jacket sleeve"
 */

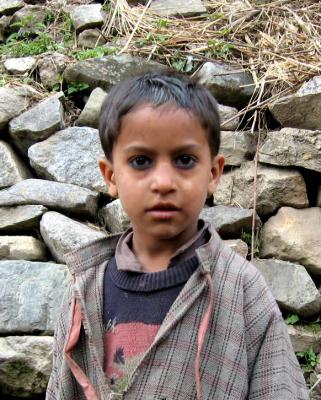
xmin=245 ymin=272 xmax=309 ymax=400
xmin=46 ymin=282 xmax=76 ymax=400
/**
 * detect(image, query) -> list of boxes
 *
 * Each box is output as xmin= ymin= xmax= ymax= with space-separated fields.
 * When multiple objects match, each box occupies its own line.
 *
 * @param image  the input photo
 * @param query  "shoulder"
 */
xmin=63 ymin=233 xmax=121 ymax=275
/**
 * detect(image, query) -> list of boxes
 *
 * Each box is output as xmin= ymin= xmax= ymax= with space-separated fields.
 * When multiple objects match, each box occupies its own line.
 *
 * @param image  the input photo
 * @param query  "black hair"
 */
xmin=99 ymin=71 xmax=220 ymax=160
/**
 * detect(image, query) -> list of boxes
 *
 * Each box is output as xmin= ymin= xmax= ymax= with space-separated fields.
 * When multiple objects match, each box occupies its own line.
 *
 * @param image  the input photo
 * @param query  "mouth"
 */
xmin=147 ymin=204 xmax=181 ymax=220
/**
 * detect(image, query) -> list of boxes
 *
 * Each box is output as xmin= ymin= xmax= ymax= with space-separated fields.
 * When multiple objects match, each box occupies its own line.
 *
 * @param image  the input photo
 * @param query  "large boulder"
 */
xmin=0 ymin=260 xmax=68 ymax=333
xmin=0 ymin=85 xmax=32 ymax=131
xmin=63 ymin=55 xmax=167 ymax=90
xmin=40 ymin=211 xmax=106 ymax=263
xmin=38 ymin=52 xmax=70 ymax=90
xmin=218 ymin=104 xmax=240 ymax=131
xmin=288 ymin=325 xmax=321 ymax=353
xmin=149 ymin=0 xmax=206 ymax=17
xmin=28 ymin=127 xmax=106 ymax=192
xmin=0 ymin=15 xmax=10 ymax=42
xmin=4 ymin=56 xmax=37 ymax=75
xmin=196 ymin=61 xmax=255 ymax=107
xmin=200 ymin=205 xmax=261 ymax=238
xmin=0 ymin=179 xmax=99 ymax=217
xmin=98 ymin=199 xmax=131 ymax=233
xmin=260 ymin=207 xmax=321 ymax=275
xmin=75 ymin=87 xmax=107 ymax=128
xmin=0 ymin=205 xmax=47 ymax=232
xmin=269 ymin=76 xmax=321 ymax=130
xmin=214 ymin=161 xmax=308 ymax=215
xmin=259 ymin=128 xmax=321 ymax=173
xmin=78 ymin=29 xmax=106 ymax=49
xmin=9 ymin=92 xmax=65 ymax=155
xmin=0 ymin=336 xmax=53 ymax=397
xmin=11 ymin=5 xmax=47 ymax=31
xmin=220 ymin=131 xmax=256 ymax=166
xmin=0 ymin=140 xmax=32 ymax=189
xmin=0 ymin=0 xmax=24 ymax=15
xmin=70 ymin=4 xmax=104 ymax=31
xmin=254 ymin=258 xmax=321 ymax=317
xmin=0 ymin=236 xmax=47 ymax=261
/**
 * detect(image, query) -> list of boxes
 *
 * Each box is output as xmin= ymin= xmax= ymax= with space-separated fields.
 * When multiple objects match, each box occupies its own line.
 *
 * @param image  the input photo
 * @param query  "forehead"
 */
xmin=116 ymin=104 xmax=210 ymax=151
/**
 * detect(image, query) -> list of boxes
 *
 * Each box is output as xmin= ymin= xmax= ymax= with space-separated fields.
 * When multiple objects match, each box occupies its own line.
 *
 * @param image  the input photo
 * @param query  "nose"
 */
xmin=150 ymin=161 xmax=176 ymax=194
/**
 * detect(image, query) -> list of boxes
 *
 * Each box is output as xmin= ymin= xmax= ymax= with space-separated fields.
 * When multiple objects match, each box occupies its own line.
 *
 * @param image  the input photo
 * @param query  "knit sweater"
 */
xmin=103 ymin=255 xmax=199 ymax=392
xmin=46 ymin=223 xmax=309 ymax=400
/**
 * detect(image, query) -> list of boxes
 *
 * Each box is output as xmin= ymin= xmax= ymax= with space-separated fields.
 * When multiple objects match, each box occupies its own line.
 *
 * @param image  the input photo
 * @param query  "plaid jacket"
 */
xmin=46 ymin=225 xmax=309 ymax=400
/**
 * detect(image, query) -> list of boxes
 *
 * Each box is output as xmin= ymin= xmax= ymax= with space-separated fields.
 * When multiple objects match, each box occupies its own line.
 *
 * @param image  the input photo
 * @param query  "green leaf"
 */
xmin=285 ymin=314 xmax=300 ymax=325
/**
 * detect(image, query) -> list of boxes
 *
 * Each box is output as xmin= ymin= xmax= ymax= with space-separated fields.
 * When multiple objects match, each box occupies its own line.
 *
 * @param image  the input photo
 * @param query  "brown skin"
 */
xmin=99 ymin=104 xmax=224 ymax=272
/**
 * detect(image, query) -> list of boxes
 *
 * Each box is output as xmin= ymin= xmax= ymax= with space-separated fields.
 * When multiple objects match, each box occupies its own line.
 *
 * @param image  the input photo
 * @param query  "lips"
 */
xmin=147 ymin=203 xmax=181 ymax=220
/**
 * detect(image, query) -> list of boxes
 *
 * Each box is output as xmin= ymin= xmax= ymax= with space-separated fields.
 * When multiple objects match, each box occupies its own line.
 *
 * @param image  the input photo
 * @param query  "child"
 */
xmin=46 ymin=72 xmax=308 ymax=400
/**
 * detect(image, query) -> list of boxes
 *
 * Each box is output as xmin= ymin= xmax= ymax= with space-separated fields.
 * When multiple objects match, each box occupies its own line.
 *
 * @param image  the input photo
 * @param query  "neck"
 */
xmin=131 ymin=225 xmax=198 ymax=273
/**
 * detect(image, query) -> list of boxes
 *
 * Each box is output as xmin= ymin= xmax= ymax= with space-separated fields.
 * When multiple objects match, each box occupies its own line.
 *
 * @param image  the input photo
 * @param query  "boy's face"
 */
xmin=99 ymin=104 xmax=224 ymax=250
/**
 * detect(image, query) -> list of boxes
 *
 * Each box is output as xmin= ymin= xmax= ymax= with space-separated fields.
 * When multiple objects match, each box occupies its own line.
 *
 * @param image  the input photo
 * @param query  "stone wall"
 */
xmin=1 ymin=0 xmax=321 ymax=398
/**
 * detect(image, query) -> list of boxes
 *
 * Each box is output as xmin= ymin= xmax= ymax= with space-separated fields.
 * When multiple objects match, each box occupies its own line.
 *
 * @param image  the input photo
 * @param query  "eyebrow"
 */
xmin=123 ymin=143 xmax=203 ymax=153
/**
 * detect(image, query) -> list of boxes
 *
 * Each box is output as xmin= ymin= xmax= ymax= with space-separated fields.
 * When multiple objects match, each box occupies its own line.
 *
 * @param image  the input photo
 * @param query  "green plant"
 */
xmin=285 ymin=314 xmax=300 ymax=325
xmin=296 ymin=348 xmax=318 ymax=373
xmin=138 ymin=32 xmax=169 ymax=47
xmin=206 ymin=38 xmax=234 ymax=58
xmin=240 ymin=231 xmax=260 ymax=257
xmin=73 ymin=46 xmax=117 ymax=60
xmin=66 ymin=82 xmax=90 ymax=96
xmin=155 ymin=18 xmax=169 ymax=29
xmin=0 ymin=32 xmax=60 ymax=57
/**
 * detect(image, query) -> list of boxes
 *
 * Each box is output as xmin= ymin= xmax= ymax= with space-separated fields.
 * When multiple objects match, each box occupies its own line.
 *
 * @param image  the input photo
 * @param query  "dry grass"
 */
xmin=101 ymin=0 xmax=321 ymax=115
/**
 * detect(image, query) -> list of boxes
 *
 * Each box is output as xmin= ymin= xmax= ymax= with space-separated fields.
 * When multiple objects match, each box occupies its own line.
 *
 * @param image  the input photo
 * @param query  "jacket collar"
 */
xmin=64 ymin=220 xmax=222 ymax=276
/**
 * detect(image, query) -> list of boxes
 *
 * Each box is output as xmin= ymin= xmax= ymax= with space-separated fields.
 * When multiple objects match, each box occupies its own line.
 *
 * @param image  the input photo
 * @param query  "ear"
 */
xmin=207 ymin=154 xmax=225 ymax=198
xmin=99 ymin=157 xmax=118 ymax=198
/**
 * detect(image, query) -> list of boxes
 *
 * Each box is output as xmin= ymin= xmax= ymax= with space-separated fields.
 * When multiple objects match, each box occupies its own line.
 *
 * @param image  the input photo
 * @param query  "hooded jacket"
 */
xmin=46 ymin=225 xmax=308 ymax=400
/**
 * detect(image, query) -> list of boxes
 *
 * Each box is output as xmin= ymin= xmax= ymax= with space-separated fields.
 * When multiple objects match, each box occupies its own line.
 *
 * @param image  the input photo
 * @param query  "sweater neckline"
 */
xmin=107 ymin=255 xmax=199 ymax=292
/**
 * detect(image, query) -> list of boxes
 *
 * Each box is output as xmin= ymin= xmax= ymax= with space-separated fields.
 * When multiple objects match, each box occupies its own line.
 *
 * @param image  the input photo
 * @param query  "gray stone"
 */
xmin=0 ymin=140 xmax=32 ymax=188
xmin=0 ymin=236 xmax=47 ymax=261
xmin=4 ymin=56 xmax=36 ymax=74
xmin=150 ymin=0 xmax=206 ymax=17
xmin=259 ymin=128 xmax=321 ymax=173
xmin=40 ymin=211 xmax=106 ymax=263
xmin=288 ymin=325 xmax=321 ymax=353
xmin=260 ymin=207 xmax=321 ymax=275
xmin=214 ymin=161 xmax=308 ymax=215
xmin=28 ymin=127 xmax=106 ymax=193
xmin=64 ymin=55 xmax=167 ymax=91
xmin=11 ymin=5 xmax=47 ymax=31
xmin=0 ymin=85 xmax=31 ymax=131
xmin=0 ymin=260 xmax=67 ymax=333
xmin=9 ymin=92 xmax=65 ymax=155
xmin=269 ymin=76 xmax=321 ymax=130
xmin=76 ymin=87 xmax=107 ymax=128
xmin=38 ymin=52 xmax=70 ymax=90
xmin=0 ymin=16 xmax=10 ymax=42
xmin=78 ymin=28 xmax=107 ymax=48
xmin=220 ymin=131 xmax=256 ymax=166
xmin=225 ymin=239 xmax=248 ymax=258
xmin=196 ymin=61 xmax=255 ymax=107
xmin=0 ymin=179 xmax=98 ymax=217
xmin=70 ymin=4 xmax=104 ymax=31
xmin=0 ymin=336 xmax=53 ymax=397
xmin=200 ymin=205 xmax=261 ymax=238
xmin=0 ymin=205 xmax=47 ymax=232
xmin=98 ymin=199 xmax=131 ymax=233
xmin=254 ymin=258 xmax=321 ymax=317
xmin=218 ymin=104 xmax=239 ymax=131
xmin=0 ymin=0 xmax=24 ymax=15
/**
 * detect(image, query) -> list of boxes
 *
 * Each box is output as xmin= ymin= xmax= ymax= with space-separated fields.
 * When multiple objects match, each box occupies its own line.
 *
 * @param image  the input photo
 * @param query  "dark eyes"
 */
xmin=129 ymin=155 xmax=197 ymax=170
